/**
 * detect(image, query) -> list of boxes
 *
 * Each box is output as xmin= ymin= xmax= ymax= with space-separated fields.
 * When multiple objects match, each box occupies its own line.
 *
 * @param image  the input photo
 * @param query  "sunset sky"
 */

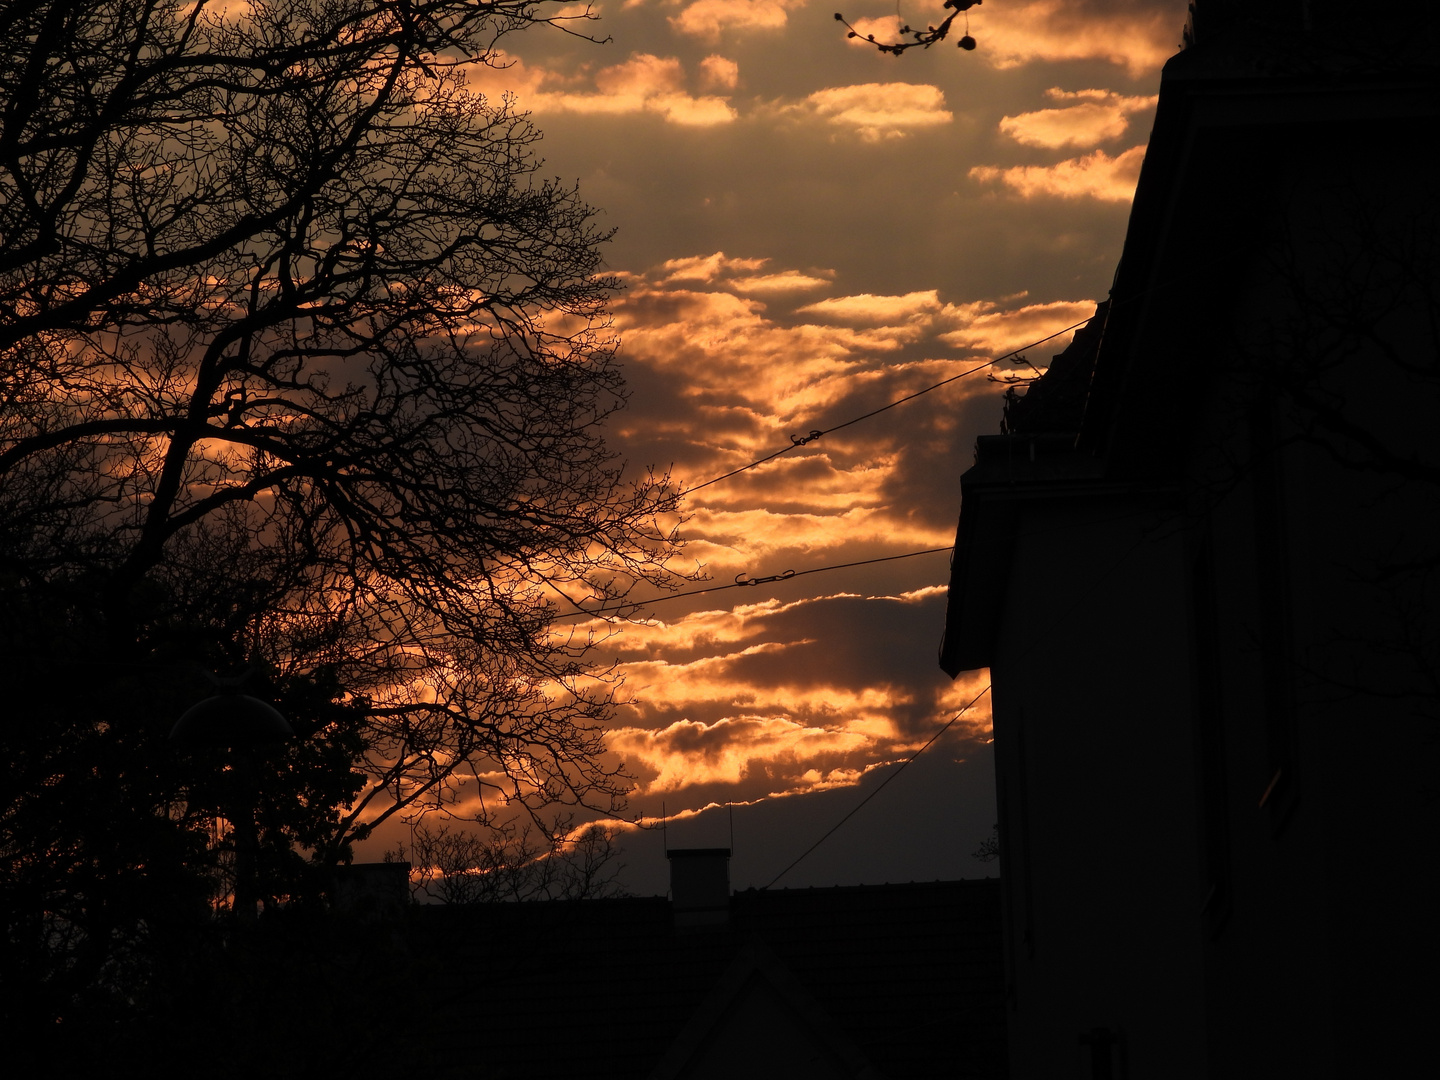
xmin=367 ymin=0 xmax=1187 ymax=894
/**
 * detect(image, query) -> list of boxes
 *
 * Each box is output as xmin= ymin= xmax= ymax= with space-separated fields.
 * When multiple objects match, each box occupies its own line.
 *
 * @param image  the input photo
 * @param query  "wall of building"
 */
xmin=1184 ymin=139 xmax=1440 ymax=1073
xmin=991 ymin=495 xmax=1208 ymax=1078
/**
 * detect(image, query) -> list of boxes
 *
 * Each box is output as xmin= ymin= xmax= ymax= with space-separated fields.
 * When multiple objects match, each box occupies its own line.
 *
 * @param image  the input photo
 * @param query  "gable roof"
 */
xmin=648 ymin=937 xmax=882 ymax=1080
xmin=407 ymin=878 xmax=1005 ymax=1079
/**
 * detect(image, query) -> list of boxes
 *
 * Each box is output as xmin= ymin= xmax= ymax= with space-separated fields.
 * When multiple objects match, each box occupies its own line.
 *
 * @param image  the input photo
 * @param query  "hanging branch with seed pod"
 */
xmin=835 ymin=0 xmax=981 ymax=55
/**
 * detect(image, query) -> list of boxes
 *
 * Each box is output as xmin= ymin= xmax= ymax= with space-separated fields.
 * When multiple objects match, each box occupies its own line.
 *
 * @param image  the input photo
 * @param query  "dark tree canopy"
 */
xmin=1 ymin=0 xmax=682 ymax=1032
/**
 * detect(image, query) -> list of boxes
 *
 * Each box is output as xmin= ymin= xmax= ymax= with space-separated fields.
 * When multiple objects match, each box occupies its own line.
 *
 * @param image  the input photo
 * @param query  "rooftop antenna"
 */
xmin=728 ymin=801 xmax=735 ymax=853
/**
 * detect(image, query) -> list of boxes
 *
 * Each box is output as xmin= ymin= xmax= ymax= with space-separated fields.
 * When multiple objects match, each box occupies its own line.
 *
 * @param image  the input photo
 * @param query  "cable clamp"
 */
xmin=735 ymin=569 xmax=796 ymax=587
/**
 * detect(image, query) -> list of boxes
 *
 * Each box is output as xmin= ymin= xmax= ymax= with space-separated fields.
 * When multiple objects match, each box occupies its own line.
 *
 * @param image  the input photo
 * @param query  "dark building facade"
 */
xmin=941 ymin=4 xmax=1440 ymax=1076
xmin=415 ymin=870 xmax=1006 ymax=1079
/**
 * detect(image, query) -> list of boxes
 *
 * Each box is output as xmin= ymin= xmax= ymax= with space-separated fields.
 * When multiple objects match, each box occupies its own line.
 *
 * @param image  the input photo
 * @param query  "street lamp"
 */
xmin=170 ymin=689 xmax=293 ymax=747
xmin=171 ymin=680 xmax=294 ymax=922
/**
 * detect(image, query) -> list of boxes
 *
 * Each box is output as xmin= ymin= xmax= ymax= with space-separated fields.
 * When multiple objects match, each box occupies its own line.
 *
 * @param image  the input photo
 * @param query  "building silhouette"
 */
xmin=940 ymin=3 xmax=1440 ymax=1076
xmin=425 ymin=861 xmax=1005 ymax=1079
xmin=358 ymin=852 xmax=1005 ymax=1079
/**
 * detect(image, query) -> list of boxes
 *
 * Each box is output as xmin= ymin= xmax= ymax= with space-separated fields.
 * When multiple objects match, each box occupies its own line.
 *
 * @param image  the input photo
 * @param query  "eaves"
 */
xmin=939 ymin=434 xmax=1177 ymax=677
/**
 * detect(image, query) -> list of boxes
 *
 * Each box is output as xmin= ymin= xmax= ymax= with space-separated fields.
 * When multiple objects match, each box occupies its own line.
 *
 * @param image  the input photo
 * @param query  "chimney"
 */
xmin=667 ymin=847 xmax=730 ymax=929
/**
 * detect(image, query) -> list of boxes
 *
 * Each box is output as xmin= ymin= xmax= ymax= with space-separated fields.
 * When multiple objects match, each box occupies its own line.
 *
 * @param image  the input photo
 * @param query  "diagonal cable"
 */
xmin=682 ymin=316 xmax=1093 ymax=495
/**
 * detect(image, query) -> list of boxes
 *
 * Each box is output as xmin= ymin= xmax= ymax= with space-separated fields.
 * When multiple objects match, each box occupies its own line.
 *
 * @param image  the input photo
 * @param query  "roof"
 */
xmin=1000 ymin=301 xmax=1107 ymax=438
xmin=404 ymin=878 xmax=1006 ymax=1079
xmin=1080 ymin=25 xmax=1440 ymax=467
xmin=938 ymin=430 xmax=1146 ymax=676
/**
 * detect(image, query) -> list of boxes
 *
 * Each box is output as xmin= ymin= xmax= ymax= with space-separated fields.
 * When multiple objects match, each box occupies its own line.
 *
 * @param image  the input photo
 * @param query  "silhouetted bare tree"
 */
xmin=393 ymin=817 xmax=626 ymax=904
xmin=972 ymin=823 xmax=999 ymax=863
xmin=0 ymin=0 xmax=681 ymax=1036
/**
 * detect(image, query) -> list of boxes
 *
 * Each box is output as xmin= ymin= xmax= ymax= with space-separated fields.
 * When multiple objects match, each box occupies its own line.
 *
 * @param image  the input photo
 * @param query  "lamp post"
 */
xmin=170 ymin=681 xmax=293 ymax=923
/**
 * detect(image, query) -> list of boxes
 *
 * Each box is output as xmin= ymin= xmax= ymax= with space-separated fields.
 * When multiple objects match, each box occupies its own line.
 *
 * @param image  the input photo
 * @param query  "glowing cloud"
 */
xmin=699 ymin=54 xmax=740 ymax=90
xmin=612 ymin=283 xmax=908 ymax=414
xmin=969 ymin=145 xmax=1147 ymax=202
xmin=669 ymin=0 xmax=805 ymax=42
xmin=844 ymin=15 xmax=903 ymax=47
xmin=684 ymin=505 xmax=954 ymax=560
xmin=589 ymin=587 xmax=957 ymax=659
xmin=658 ymin=252 xmax=771 ymax=284
xmin=789 ymin=83 xmax=952 ymax=141
xmin=980 ymin=0 xmax=1179 ymax=78
xmin=466 ymin=52 xmax=736 ymax=126
xmin=609 ymin=715 xmax=873 ymax=793
xmin=731 ymin=271 xmax=834 ymax=293
xmin=797 ymin=291 xmax=943 ymax=324
xmin=999 ymin=88 xmax=1159 ymax=149
xmin=585 ymin=585 xmax=992 ymax=806
xmin=939 ymin=299 xmax=1098 ymax=355
xmin=610 ymin=257 xmax=1084 ymax=475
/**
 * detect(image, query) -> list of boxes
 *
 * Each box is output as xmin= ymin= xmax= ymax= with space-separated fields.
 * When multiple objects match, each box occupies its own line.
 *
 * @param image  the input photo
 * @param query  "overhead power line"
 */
xmin=554 ymin=545 xmax=953 ymax=620
xmin=747 ymin=509 xmax=1170 ymax=889
xmin=762 ymin=683 xmax=993 ymax=890
xmin=682 ymin=315 xmax=1094 ymax=495
xmin=550 ymin=314 xmax=1097 ymax=623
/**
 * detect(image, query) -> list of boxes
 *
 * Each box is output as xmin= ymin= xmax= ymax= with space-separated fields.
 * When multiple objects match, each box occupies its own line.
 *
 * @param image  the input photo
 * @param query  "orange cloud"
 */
xmin=602 ymin=257 xmax=1080 ymax=635
xmin=603 ymin=593 xmax=960 ymax=713
xmin=796 ymin=291 xmax=943 ymax=324
xmin=573 ymin=584 xmax=991 ymax=805
xmin=999 ymin=88 xmax=1159 ymax=149
xmin=731 ymin=271 xmax=834 ymax=293
xmin=616 ymin=638 xmax=910 ymax=712
xmin=784 ymin=83 xmax=952 ymax=141
xmin=684 ymin=505 xmax=953 ymax=562
xmin=844 ymin=15 xmax=904 ymax=47
xmin=612 ymin=285 xmax=906 ymax=414
xmin=699 ymin=54 xmax=740 ymax=90
xmin=586 ymin=587 xmax=952 ymax=657
xmin=658 ymin=252 xmax=771 ymax=284
xmin=609 ymin=258 xmax=1083 ymax=519
xmin=610 ymin=714 xmax=873 ymax=792
xmin=465 ymin=51 xmax=736 ymax=126
xmin=782 ymin=765 xmax=876 ymax=797
xmin=937 ymin=672 xmax=996 ymax=734
xmin=969 ymin=145 xmax=1147 ymax=202
xmin=979 ymin=0 xmax=1179 ymax=78
xmin=939 ymin=298 xmax=1098 ymax=355
xmin=669 ymin=0 xmax=806 ymax=42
